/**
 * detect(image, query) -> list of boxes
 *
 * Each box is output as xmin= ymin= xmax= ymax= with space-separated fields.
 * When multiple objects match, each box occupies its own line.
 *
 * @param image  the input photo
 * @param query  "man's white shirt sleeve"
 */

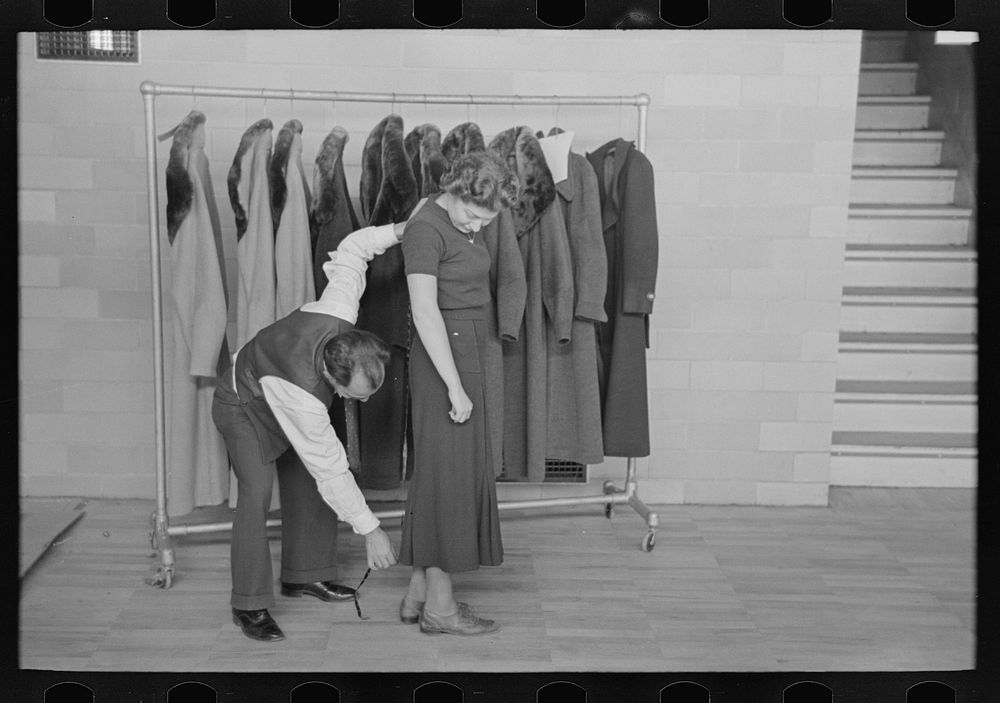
xmin=300 ymin=224 xmax=399 ymax=322
xmin=255 ymin=223 xmax=399 ymax=536
xmin=260 ymin=376 xmax=380 ymax=535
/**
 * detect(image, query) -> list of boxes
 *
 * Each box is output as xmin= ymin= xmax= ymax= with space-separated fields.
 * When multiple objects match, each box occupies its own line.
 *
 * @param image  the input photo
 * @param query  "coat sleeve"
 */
xmin=620 ymin=151 xmax=658 ymax=316
xmin=490 ymin=209 xmax=527 ymax=342
xmin=568 ymin=156 xmax=608 ymax=323
xmin=539 ymin=203 xmax=575 ymax=345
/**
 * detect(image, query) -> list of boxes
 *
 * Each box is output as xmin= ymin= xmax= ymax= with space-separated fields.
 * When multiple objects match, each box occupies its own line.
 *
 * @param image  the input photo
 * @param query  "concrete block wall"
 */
xmin=18 ymin=29 xmax=861 ymax=506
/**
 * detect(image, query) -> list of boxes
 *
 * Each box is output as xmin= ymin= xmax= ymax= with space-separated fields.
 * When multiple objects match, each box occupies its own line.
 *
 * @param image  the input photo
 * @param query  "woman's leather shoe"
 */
xmin=280 ymin=581 xmax=356 ymax=601
xmin=419 ymin=605 xmax=500 ymax=636
xmin=399 ymin=596 xmax=423 ymax=624
xmin=232 ymin=608 xmax=285 ymax=642
xmin=400 ymin=598 xmax=473 ymax=624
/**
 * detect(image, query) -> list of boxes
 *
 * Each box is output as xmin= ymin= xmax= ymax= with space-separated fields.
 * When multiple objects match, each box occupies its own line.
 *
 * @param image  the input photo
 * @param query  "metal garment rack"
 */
xmin=140 ymin=81 xmax=659 ymax=589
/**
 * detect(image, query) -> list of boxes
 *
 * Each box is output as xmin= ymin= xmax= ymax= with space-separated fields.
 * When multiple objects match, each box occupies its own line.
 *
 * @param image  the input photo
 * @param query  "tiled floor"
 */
xmin=19 ymin=487 xmax=974 ymax=672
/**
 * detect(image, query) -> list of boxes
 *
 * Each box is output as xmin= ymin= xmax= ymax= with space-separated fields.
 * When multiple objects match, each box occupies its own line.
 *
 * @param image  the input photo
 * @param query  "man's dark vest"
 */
xmin=233 ymin=309 xmax=353 ymax=463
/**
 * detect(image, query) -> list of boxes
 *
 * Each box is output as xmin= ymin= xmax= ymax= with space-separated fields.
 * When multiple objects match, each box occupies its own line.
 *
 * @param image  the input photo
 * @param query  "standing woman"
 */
xmin=399 ymin=151 xmax=519 ymax=635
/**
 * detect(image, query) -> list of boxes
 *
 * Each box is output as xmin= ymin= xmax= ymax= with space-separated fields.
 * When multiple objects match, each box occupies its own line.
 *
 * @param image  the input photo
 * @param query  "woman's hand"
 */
xmin=447 ymin=385 xmax=473 ymax=424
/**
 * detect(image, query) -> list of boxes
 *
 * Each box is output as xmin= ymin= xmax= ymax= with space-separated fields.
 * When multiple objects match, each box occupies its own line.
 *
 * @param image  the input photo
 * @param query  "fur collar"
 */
xmin=309 ymin=126 xmax=350 ymax=232
xmin=269 ymin=119 xmax=303 ymax=235
xmin=441 ymin=122 xmax=486 ymax=164
xmin=404 ymin=123 xmax=448 ymax=197
xmin=359 ymin=114 xmax=418 ymax=226
xmin=165 ymin=110 xmax=206 ymax=245
xmin=227 ymin=118 xmax=273 ymax=240
xmin=488 ymin=125 xmax=555 ymax=235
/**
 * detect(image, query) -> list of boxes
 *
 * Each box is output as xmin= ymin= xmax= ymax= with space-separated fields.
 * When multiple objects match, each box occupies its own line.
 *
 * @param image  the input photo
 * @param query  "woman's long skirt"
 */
xmin=399 ymin=304 xmax=504 ymax=572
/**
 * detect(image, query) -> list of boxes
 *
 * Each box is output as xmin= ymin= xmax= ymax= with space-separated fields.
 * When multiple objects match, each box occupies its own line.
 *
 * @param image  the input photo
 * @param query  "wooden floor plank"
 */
xmin=19 ymin=490 xmax=974 ymax=672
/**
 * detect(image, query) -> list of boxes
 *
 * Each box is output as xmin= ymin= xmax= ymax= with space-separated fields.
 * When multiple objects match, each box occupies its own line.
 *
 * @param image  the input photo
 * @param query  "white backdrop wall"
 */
xmin=17 ymin=29 xmax=862 ymax=505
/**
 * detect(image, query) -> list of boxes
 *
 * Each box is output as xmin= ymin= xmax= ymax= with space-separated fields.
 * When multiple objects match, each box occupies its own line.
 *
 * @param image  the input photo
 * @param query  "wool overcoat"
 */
xmin=229 ymin=118 xmax=277 ymax=352
xmin=404 ymin=123 xmax=448 ymax=197
xmin=543 ymin=148 xmax=607 ymax=465
xmin=585 ymin=138 xmax=659 ymax=458
xmin=165 ymin=111 xmax=231 ymax=516
xmin=489 ymin=126 xmax=576 ymax=482
xmin=308 ymin=126 xmax=359 ymax=468
xmin=271 ymin=119 xmax=315 ymax=319
xmin=356 ymin=115 xmax=419 ymax=489
xmin=228 ymin=119 xmax=281 ymax=509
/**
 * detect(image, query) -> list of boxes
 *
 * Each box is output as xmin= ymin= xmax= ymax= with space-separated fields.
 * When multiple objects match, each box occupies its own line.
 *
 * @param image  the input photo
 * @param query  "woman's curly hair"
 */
xmin=439 ymin=151 xmax=520 ymax=212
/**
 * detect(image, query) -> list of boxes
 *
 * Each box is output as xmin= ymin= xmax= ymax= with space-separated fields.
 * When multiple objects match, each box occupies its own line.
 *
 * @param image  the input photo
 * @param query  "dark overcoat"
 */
xmin=585 ymin=138 xmax=659 ymax=458
xmin=356 ymin=115 xmax=419 ymax=489
xmin=308 ymin=125 xmax=361 ymax=470
xmin=543 ymin=148 xmax=607 ymax=465
xmin=489 ymin=126 xmax=576 ymax=482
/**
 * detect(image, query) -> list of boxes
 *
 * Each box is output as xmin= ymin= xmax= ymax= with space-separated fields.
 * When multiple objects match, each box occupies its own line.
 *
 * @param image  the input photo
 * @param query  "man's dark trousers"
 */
xmin=212 ymin=381 xmax=341 ymax=611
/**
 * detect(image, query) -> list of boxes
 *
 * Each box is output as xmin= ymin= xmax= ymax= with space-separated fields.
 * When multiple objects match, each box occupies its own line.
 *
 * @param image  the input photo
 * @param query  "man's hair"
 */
xmin=323 ymin=329 xmax=391 ymax=390
xmin=439 ymin=151 xmax=520 ymax=212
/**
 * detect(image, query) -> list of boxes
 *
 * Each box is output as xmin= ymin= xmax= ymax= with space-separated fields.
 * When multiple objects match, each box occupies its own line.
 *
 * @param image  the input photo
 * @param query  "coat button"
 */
xmin=646 ymin=292 xmax=655 ymax=300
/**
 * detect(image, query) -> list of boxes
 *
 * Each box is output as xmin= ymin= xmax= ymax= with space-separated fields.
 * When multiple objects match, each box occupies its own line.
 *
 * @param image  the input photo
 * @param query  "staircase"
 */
xmin=831 ymin=31 xmax=978 ymax=488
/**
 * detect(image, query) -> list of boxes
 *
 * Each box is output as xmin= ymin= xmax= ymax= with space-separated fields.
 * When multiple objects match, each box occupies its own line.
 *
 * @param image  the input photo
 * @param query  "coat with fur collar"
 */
xmin=404 ymin=123 xmax=448 ymax=197
xmin=165 ymin=110 xmax=230 ymax=515
xmin=228 ymin=118 xmax=277 ymax=351
xmin=488 ymin=126 xmax=578 ymax=482
xmin=355 ymin=115 xmax=419 ymax=490
xmin=270 ymin=119 xmax=315 ymax=319
xmin=441 ymin=121 xmax=486 ymax=164
xmin=309 ymin=126 xmax=361 ymax=298
xmin=307 ymin=125 xmax=361 ymax=470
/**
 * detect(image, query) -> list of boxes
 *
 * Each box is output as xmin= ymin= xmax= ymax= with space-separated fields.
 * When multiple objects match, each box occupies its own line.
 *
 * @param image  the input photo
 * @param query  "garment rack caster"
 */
xmin=146 ymin=510 xmax=175 ymax=589
xmin=603 ymin=458 xmax=659 ymax=552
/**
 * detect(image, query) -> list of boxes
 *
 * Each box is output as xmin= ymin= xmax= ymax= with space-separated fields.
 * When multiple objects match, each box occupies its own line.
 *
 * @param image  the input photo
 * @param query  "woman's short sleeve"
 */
xmin=402 ymin=219 xmax=445 ymax=277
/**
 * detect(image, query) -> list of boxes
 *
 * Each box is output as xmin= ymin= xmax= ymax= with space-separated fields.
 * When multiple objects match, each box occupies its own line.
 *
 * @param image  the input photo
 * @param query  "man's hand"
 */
xmin=363 ymin=526 xmax=398 ymax=570
xmin=409 ymin=196 xmax=429 ymax=222
xmin=394 ymin=197 xmax=430 ymax=240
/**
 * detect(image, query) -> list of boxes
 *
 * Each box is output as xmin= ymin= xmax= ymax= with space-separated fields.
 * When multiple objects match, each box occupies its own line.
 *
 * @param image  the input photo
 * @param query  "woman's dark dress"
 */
xmin=399 ymin=199 xmax=504 ymax=572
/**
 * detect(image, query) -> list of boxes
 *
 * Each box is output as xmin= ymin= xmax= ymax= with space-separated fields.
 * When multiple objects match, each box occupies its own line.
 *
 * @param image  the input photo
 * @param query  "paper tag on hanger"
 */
xmin=537 ymin=130 xmax=574 ymax=184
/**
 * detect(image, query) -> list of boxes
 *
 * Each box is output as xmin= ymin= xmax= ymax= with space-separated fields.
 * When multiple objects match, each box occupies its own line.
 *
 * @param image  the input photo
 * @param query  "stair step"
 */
xmin=834 ymin=395 xmax=977 ymax=434
xmin=847 ymin=205 xmax=973 ymax=245
xmin=857 ymin=96 xmax=931 ymax=130
xmin=830 ymin=431 xmax=977 ymax=487
xmin=836 ymin=333 xmax=977 ymax=382
xmin=839 ymin=331 xmax=976 ymax=344
xmin=833 ymin=430 xmax=976 ymax=449
xmin=840 ymin=287 xmax=976 ymax=334
xmin=855 ymin=129 xmax=945 ymax=142
xmin=835 ymin=380 xmax=976 ymax=394
xmin=861 ymin=31 xmax=909 ymax=63
xmin=840 ymin=307 xmax=976 ymax=335
xmin=859 ymin=62 xmax=919 ymax=95
xmin=853 ymin=129 xmax=944 ymax=166
xmin=843 ymin=285 xmax=975 ymax=300
xmin=850 ymin=167 xmax=958 ymax=205
xmin=844 ymin=245 xmax=976 ymax=287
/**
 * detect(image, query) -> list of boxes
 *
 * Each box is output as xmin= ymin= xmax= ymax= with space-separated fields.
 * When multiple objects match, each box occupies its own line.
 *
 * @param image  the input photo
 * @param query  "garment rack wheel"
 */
xmin=641 ymin=530 xmax=656 ymax=552
xmin=145 ymin=511 xmax=175 ymax=589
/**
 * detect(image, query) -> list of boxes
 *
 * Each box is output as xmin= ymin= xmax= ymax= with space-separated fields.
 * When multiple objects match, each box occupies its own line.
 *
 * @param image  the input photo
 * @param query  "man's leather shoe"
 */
xmin=280 ymin=580 xmax=356 ymax=601
xmin=232 ymin=608 xmax=285 ymax=642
